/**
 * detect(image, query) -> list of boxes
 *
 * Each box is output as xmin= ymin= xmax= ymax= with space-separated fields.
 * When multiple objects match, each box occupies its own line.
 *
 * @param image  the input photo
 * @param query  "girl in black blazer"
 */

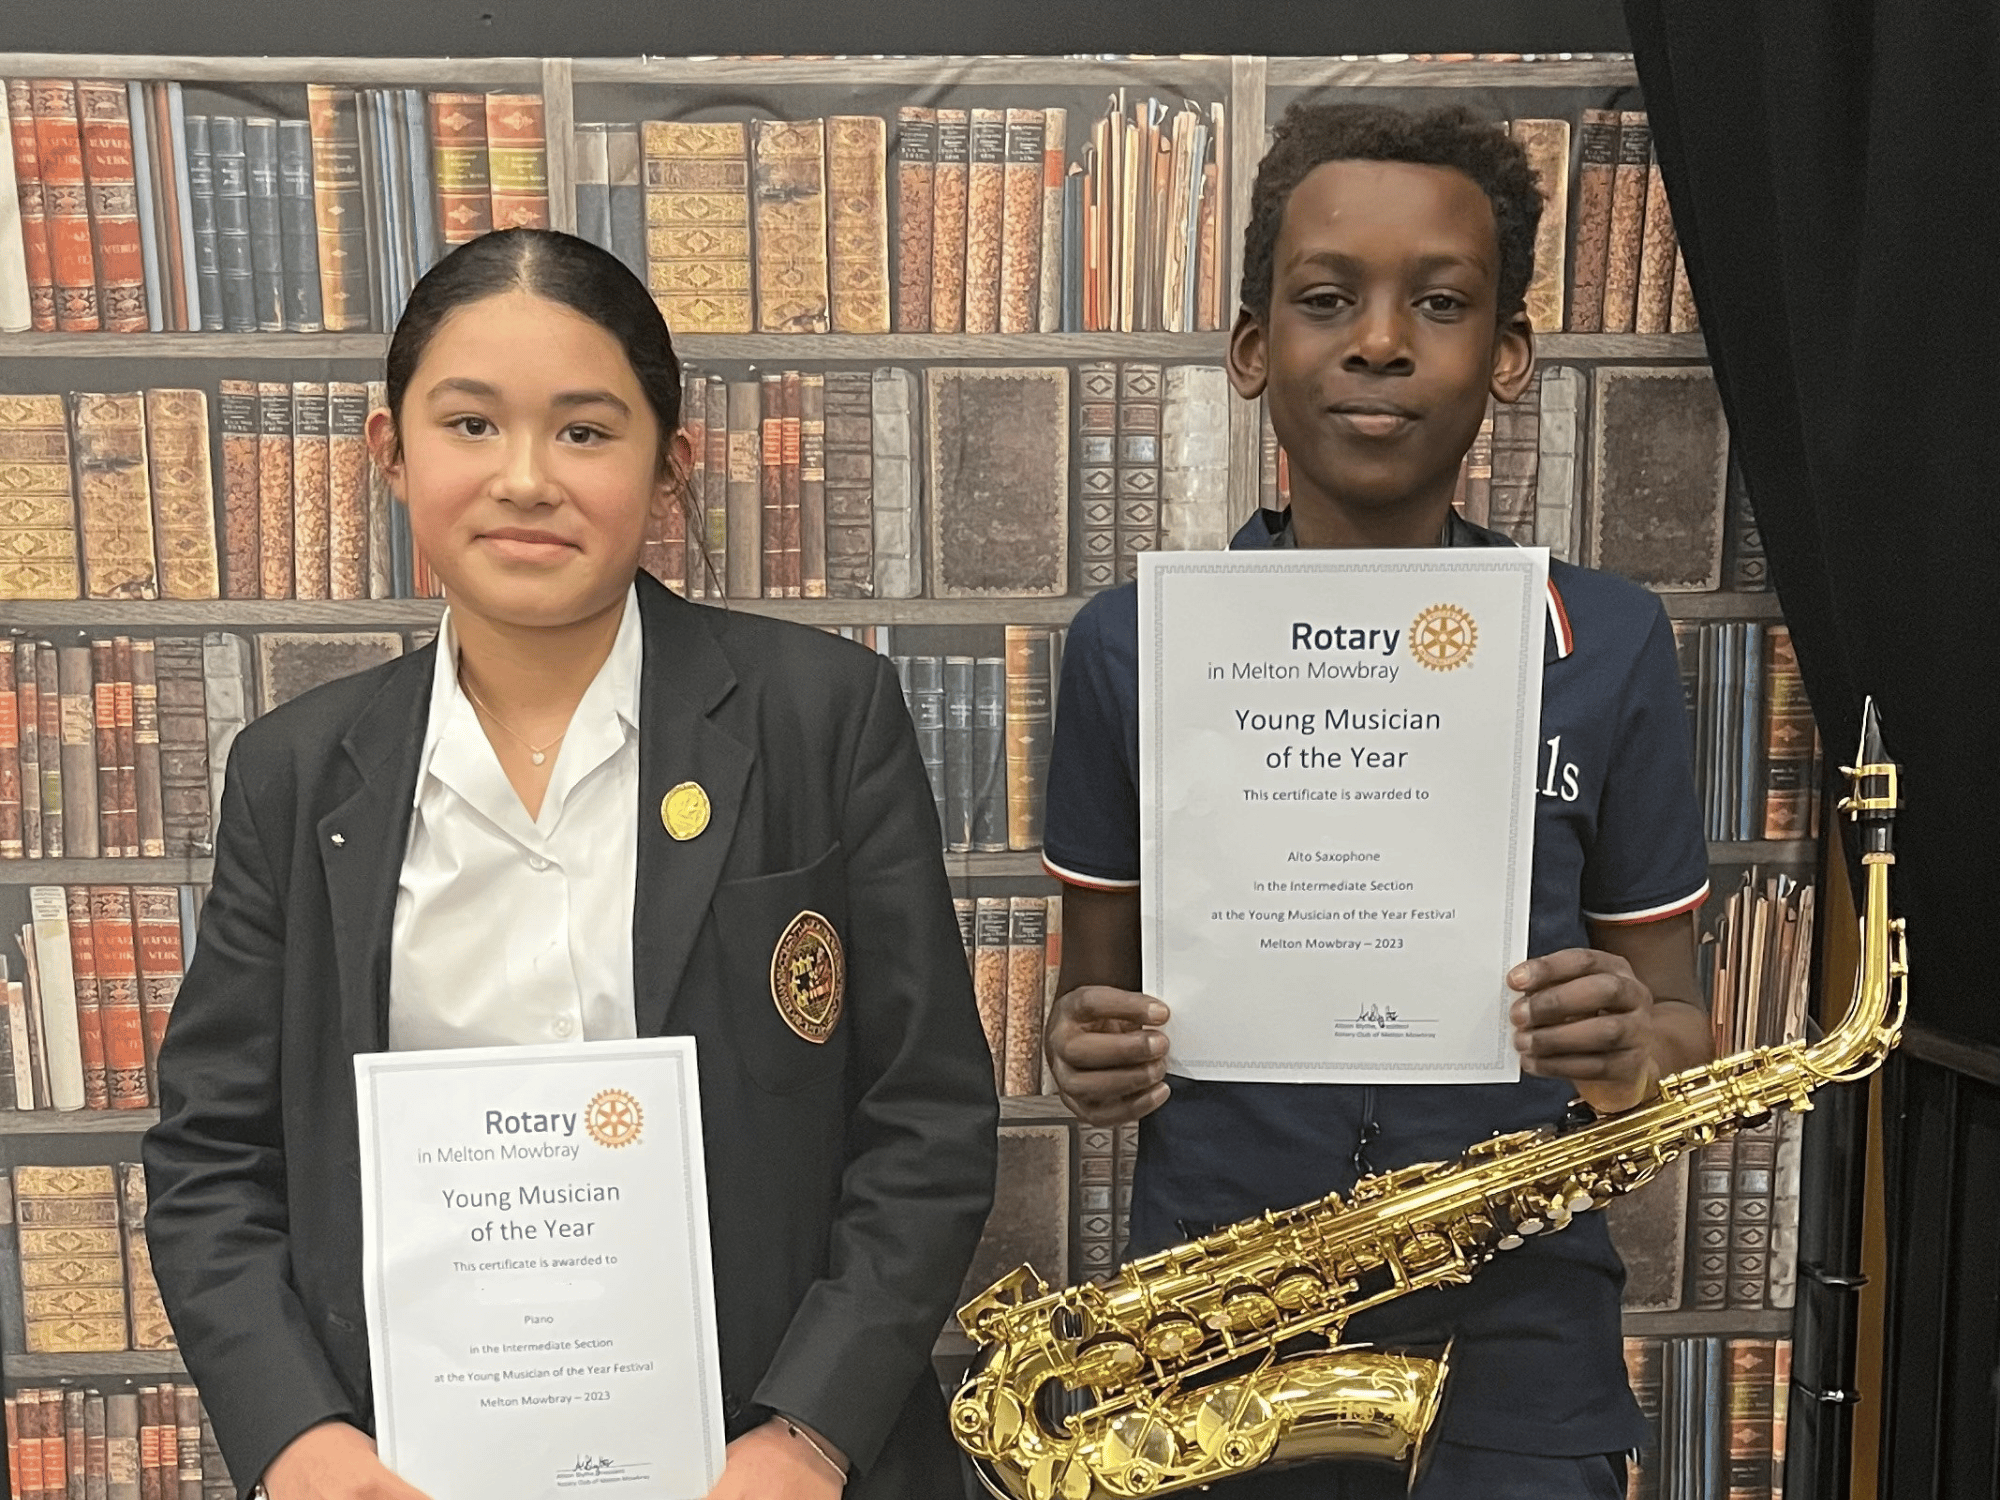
xmin=141 ymin=230 xmax=998 ymax=1500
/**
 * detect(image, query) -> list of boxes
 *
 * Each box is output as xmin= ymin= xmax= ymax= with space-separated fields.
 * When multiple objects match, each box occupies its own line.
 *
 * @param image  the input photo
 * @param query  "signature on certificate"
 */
xmin=1354 ymin=1003 xmax=1401 ymax=1025
xmin=556 ymin=1455 xmax=650 ymax=1487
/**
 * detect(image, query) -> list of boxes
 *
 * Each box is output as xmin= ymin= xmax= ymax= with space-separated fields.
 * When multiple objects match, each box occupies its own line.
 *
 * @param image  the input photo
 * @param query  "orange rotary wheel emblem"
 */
xmin=1409 ymin=603 xmax=1477 ymax=672
xmin=585 ymin=1089 xmax=644 ymax=1149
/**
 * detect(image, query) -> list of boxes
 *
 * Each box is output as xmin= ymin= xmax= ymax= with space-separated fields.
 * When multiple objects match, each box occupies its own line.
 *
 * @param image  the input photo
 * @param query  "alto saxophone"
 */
xmin=952 ymin=702 xmax=1908 ymax=1500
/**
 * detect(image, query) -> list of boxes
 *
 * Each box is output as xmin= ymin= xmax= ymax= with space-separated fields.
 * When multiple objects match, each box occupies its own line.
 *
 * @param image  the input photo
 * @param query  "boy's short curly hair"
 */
xmin=1239 ymin=101 xmax=1544 ymax=322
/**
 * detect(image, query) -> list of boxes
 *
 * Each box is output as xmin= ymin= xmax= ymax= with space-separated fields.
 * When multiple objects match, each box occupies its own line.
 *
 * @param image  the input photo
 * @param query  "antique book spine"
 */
xmin=1003 ymin=895 xmax=1046 ymax=1096
xmin=1532 ymin=364 xmax=1581 ymax=561
xmin=1587 ymin=366 xmax=1729 ymax=590
xmin=5 ymin=969 xmax=35 ymax=1111
xmin=757 ymin=372 xmax=783 ymax=598
xmin=1041 ymin=895 xmax=1063 ymax=1093
xmin=243 ymin=118 xmax=285 ymax=331
xmin=798 ymin=372 xmax=827 ymax=599
xmin=198 ymin=1412 xmax=230 ymax=1500
xmin=1077 ymin=1123 xmax=1115 ymax=1282
xmin=326 ymin=382 xmax=369 ymax=600
xmin=971 ymin=656 xmax=1006 ymax=853
xmin=1689 ymin=1134 xmax=1736 ymax=1309
xmin=1459 ymin=405 xmax=1493 ymax=525
xmin=161 ymin=84 xmax=202 ymax=330
xmin=91 ymin=644 xmax=123 ymax=864
xmin=197 ymin=633 xmax=246 ymax=827
xmin=1760 ymin=627 xmax=1813 ymax=840
xmin=869 ymin=367 xmax=919 ymax=600
xmin=16 ymin=1387 xmax=41 ymax=1500
xmin=749 ymin=119 xmax=830 ymax=333
xmin=604 ymin=124 xmax=644 ymax=281
xmin=143 ymin=388 xmax=220 ymax=600
xmin=0 ymin=642 xmax=19 ymax=859
xmin=1723 ymin=456 xmax=1767 ymax=590
xmin=172 ymin=1390 xmax=199 ymax=1500
xmin=971 ymin=893 xmax=1008 ymax=1089
xmin=71 ymin=392 xmax=157 ymax=600
xmin=130 ymin=638 xmax=163 ymax=858
xmin=1670 ymin=244 xmax=1698 ymax=332
xmin=32 ymin=80 xmax=101 ymax=330
xmin=1114 ymin=361 xmax=1162 ymax=586
xmin=105 ymin=1394 xmax=138 ymax=1500
xmin=822 ymin=370 xmax=873 ymax=598
xmin=925 ymin=364 xmax=1070 ymax=598
xmin=153 ymin=636 xmax=211 ymax=856
xmin=68 ymin=1388 xmax=87 ymax=1500
xmin=1635 ymin=147 xmax=1678 ymax=336
xmin=64 ymin=886 xmax=110 ymax=1109
xmin=700 ymin=375 xmax=728 ymax=593
xmin=1488 ymin=382 xmax=1541 ymax=543
xmin=1159 ymin=364 xmax=1230 ymax=552
xmin=0 ymin=84 xmax=30 ymax=331
xmin=572 ymin=122 xmax=611 ymax=252
xmin=1076 ymin=360 xmax=1118 ymax=594
xmin=962 ymin=108 xmax=1006 ymax=334
xmin=40 ymin=1387 xmax=67 ymax=1500
xmin=778 ymin=371 xmax=803 ymax=599
xmin=91 ymin=885 xmax=143 ymax=1104
xmin=85 ymin=1394 xmax=107 ymax=1500
xmin=1038 ymin=109 xmax=1067 ymax=333
xmin=1624 ymin=1336 xmax=1664 ymax=1500
xmin=894 ymin=107 xmax=935 ymax=332
xmin=290 ymin=382 xmax=331 ymax=600
xmin=16 ymin=1163 xmax=124 ymax=1350
xmin=181 ymin=114 xmax=221 ymax=331
xmin=204 ymin=115 xmax=253 ymax=333
xmin=1568 ymin=108 xmax=1618 ymax=334
xmin=57 ymin=644 xmax=101 ymax=860
xmin=304 ymin=85 xmax=371 ymax=330
xmin=137 ymin=1390 xmax=160 ymax=1500
xmin=676 ymin=365 xmax=706 ymax=597
xmin=112 ymin=637 xmax=138 ymax=856
xmin=427 ymin=92 xmax=490 ymax=247
xmin=276 ymin=119 xmax=324 ymax=331
xmin=906 ymin=657 xmax=946 ymax=837
xmin=18 ymin=641 xmax=41 ymax=857
xmin=365 ymin=380 xmax=393 ymax=598
xmin=0 ymin=394 xmax=80 ymax=599
xmin=723 ymin=377 xmax=761 ymax=598
xmin=485 ymin=93 xmax=549 ymax=229
xmin=216 ymin=380 xmax=260 ymax=597
xmin=1196 ymin=155 xmax=1220 ymax=333
xmin=1003 ymin=625 xmax=1051 ymax=852
xmin=929 ymin=109 xmax=969 ymax=333
xmin=131 ymin=887 xmax=180 ymax=1100
xmin=942 ymin=656 xmax=975 ymax=852
xmin=1725 ymin=1338 xmax=1777 ymax=1500
xmin=641 ymin=121 xmax=753 ymax=334
xmin=1601 ymin=111 xmax=1650 ymax=335
xmin=36 ymin=646 xmax=63 ymax=856
xmin=75 ymin=80 xmax=147 ymax=332
xmin=252 ymin=633 xmax=402 ymax=717
xmin=115 ymin=1164 xmax=171 ymax=1348
xmin=997 ymin=109 xmax=1044 ymax=334
xmin=826 ymin=115 xmax=889 ymax=334
xmin=1727 ymin=1119 xmax=1778 ymax=1310
xmin=91 ymin=640 xmax=120 ymax=856
xmin=256 ymin=382 xmax=294 ymax=598
xmin=1510 ymin=118 xmax=1570 ymax=334
xmin=7 ymin=78 xmax=58 ymax=330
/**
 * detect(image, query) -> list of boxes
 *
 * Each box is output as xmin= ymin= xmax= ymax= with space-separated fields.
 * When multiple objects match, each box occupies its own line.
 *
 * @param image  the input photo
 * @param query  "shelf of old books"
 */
xmin=2 ymin=46 xmax=1817 ymax=1499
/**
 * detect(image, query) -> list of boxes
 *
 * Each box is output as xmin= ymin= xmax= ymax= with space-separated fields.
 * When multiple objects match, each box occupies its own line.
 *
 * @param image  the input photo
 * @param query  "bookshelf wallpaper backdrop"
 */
xmin=0 ymin=48 xmax=1823 ymax=1500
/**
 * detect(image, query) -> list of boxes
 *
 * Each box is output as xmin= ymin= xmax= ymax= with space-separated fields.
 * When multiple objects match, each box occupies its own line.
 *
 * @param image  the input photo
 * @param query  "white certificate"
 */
xmin=356 ymin=1038 xmax=726 ymax=1499
xmin=1139 ymin=549 xmax=1547 ymax=1083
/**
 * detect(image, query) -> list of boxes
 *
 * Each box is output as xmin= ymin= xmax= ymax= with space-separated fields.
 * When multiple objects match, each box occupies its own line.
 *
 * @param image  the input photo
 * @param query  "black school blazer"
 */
xmin=142 ymin=572 xmax=999 ymax=1498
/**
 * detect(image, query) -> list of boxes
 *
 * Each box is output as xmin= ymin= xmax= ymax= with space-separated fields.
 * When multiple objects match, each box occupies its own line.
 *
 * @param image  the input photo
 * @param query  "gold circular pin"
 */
xmin=661 ymin=781 xmax=711 ymax=840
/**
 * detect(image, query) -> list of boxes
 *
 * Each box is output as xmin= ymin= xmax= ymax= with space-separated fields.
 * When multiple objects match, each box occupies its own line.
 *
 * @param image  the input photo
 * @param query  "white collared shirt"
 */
xmin=388 ymin=586 xmax=642 ymax=1051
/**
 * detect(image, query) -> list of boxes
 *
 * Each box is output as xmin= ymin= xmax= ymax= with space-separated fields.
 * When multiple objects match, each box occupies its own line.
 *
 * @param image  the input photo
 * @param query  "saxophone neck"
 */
xmin=1818 ymin=697 xmax=1908 ymax=1072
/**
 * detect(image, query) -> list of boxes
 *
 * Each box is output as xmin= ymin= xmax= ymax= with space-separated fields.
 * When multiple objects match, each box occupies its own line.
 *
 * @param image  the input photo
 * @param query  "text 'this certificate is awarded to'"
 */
xmin=1139 ymin=549 xmax=1548 ymax=1084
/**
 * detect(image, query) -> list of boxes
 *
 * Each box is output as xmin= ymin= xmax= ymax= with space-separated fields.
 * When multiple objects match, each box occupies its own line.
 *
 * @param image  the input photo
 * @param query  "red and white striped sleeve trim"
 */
xmin=1041 ymin=854 xmax=1141 ymax=891
xmin=1545 ymin=578 xmax=1575 ymax=659
xmin=1582 ymin=881 xmax=1710 ymax=926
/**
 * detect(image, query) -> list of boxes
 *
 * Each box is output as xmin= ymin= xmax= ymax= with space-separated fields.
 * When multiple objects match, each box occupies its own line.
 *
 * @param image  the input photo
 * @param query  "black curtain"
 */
xmin=1626 ymin=6 xmax=2000 ymax=1495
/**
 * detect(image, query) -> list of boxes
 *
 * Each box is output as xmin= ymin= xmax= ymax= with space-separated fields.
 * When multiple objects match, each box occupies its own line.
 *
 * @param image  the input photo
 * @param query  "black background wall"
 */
xmin=7 ymin=0 xmax=1628 ymax=64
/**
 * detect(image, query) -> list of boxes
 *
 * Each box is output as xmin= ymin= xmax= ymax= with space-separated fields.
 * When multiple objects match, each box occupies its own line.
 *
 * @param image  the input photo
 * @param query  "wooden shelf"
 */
xmin=573 ymin=56 xmax=1237 ymax=89
xmin=999 ymin=1095 xmax=1073 ymax=1125
xmin=0 ymin=55 xmax=544 ymax=86
xmin=1659 ymin=591 xmax=1785 ymax=620
xmin=1623 ymin=1307 xmax=1792 ymax=1338
xmin=1708 ymin=840 xmax=1818 ymax=865
xmin=1268 ymin=57 xmax=1639 ymax=90
xmin=1537 ymin=333 xmax=1706 ymax=360
xmin=0 ymin=857 xmax=212 ymax=885
xmin=0 ymin=331 xmax=1228 ymax=362
xmin=1 ymin=596 xmax=1085 ymax=629
xmin=3 ymin=1351 xmax=186 ymax=1379
xmin=946 ymin=852 xmax=1050 ymax=880
xmin=0 ymin=1109 xmax=160 ymax=1135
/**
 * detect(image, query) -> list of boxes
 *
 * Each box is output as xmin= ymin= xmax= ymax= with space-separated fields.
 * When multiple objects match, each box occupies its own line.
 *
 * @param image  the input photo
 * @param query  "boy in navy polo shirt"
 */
xmin=1042 ymin=103 xmax=1713 ymax=1500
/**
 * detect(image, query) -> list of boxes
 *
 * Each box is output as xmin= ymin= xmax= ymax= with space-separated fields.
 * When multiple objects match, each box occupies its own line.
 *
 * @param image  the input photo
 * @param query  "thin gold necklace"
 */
xmin=458 ymin=670 xmax=566 ymax=767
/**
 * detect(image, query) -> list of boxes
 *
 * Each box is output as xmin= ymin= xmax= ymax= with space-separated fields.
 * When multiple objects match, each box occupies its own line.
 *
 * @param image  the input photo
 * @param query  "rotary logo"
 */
xmin=1409 ymin=603 xmax=1477 ymax=672
xmin=584 ymin=1089 xmax=643 ymax=1149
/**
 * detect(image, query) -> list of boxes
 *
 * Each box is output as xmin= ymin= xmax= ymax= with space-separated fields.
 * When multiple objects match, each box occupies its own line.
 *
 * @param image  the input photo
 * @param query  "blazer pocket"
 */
xmin=712 ymin=842 xmax=852 ymax=1095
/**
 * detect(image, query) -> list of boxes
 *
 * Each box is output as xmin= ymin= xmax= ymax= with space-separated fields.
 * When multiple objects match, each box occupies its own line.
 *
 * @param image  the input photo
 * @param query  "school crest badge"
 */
xmin=771 ymin=911 xmax=845 ymax=1044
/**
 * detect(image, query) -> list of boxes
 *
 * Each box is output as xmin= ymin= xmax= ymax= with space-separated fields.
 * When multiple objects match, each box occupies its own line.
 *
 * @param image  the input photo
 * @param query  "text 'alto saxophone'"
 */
xmin=951 ymin=700 xmax=1907 ymax=1500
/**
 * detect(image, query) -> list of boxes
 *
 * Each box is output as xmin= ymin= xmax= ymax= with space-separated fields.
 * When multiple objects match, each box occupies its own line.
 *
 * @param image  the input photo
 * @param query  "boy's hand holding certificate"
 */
xmin=1139 ymin=549 xmax=1548 ymax=1084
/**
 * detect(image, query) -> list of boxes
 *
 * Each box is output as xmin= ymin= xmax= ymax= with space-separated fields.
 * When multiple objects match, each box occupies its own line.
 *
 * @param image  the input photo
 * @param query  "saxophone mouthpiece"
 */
xmin=1842 ymin=695 xmax=1900 ymax=854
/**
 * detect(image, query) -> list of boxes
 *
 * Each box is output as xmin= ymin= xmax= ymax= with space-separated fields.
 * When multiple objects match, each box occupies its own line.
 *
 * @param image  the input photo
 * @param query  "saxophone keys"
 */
xmin=1141 ymin=1312 xmax=1206 ymax=1360
xmin=1270 ymin=1267 xmax=1329 ymax=1311
xmin=1103 ymin=1409 xmax=1180 ymax=1482
xmin=1072 ymin=1333 xmax=1147 ymax=1385
xmin=1496 ymin=1233 xmax=1524 ymax=1250
xmin=1210 ymin=1285 xmax=1282 ymax=1333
